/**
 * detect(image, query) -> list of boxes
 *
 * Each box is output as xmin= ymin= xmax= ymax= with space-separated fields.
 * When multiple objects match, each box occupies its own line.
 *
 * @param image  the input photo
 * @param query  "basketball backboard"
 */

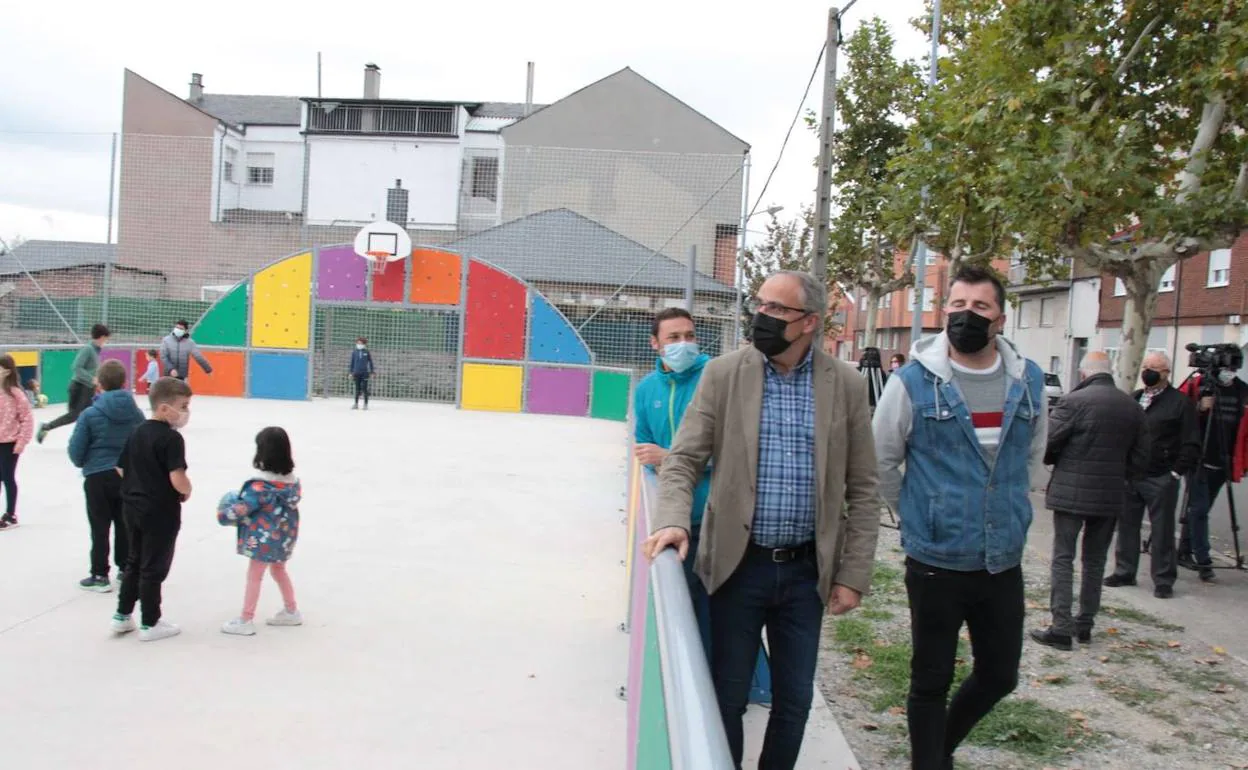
xmin=353 ymin=220 xmax=412 ymax=263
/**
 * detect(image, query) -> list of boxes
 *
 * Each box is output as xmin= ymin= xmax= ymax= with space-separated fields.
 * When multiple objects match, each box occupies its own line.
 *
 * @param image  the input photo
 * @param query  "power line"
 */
xmin=747 ymin=42 xmax=827 ymax=221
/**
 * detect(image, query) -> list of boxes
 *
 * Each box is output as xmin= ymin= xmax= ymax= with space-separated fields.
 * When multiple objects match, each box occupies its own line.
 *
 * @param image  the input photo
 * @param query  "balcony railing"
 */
xmin=305 ymin=101 xmax=458 ymax=138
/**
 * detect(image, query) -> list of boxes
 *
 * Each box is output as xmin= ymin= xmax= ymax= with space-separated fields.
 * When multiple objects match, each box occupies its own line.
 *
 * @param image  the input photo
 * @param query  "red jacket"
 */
xmin=1179 ymin=374 xmax=1248 ymax=482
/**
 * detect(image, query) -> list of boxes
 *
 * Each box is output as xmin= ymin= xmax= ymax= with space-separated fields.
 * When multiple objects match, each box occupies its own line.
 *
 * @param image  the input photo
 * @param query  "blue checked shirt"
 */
xmin=751 ymin=347 xmax=817 ymax=547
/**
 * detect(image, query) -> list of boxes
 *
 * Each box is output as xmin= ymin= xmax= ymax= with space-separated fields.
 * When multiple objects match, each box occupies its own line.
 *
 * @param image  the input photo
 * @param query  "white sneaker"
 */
xmin=111 ymin=613 xmax=137 ymax=634
xmin=266 ymin=609 xmax=303 ymax=626
xmin=221 ymin=618 xmax=256 ymax=636
xmin=138 ymin=619 xmax=181 ymax=642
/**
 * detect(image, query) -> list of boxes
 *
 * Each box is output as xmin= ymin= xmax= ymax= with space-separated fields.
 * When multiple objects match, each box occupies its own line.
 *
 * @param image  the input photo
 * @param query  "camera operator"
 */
xmin=1178 ymin=353 xmax=1248 ymax=582
xmin=1105 ymin=352 xmax=1200 ymax=599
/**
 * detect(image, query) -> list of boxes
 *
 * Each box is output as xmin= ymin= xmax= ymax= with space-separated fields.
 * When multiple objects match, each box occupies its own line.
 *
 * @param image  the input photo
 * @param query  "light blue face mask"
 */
xmin=662 ymin=341 xmax=700 ymax=373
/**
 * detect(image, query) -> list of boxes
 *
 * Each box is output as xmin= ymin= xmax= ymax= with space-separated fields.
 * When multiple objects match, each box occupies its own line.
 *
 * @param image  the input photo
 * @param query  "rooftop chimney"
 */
xmin=189 ymin=73 xmax=204 ymax=102
xmin=364 ymin=63 xmax=381 ymax=100
xmin=524 ymin=62 xmax=535 ymax=116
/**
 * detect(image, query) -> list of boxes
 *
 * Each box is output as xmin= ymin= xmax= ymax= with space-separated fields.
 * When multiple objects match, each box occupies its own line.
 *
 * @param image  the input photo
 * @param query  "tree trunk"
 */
xmin=1114 ymin=271 xmax=1161 ymax=392
xmin=864 ymin=287 xmax=882 ymax=348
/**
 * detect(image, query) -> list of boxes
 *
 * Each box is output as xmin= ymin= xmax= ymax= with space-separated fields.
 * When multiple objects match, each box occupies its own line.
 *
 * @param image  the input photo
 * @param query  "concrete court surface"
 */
xmin=0 ymin=396 xmax=630 ymax=769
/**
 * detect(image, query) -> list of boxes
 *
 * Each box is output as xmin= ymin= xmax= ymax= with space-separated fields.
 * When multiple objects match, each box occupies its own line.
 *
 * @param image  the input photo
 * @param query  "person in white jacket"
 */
xmin=159 ymin=320 xmax=213 ymax=381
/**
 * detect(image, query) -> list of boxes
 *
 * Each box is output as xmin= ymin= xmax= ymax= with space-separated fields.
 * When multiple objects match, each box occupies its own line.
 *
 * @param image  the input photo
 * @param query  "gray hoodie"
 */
xmin=159 ymin=332 xmax=213 ymax=379
xmin=872 ymin=331 xmax=1049 ymax=513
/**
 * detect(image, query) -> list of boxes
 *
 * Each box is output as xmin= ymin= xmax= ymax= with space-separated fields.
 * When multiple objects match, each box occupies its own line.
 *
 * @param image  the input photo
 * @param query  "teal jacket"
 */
xmin=634 ymin=353 xmax=713 ymax=527
xmin=72 ymin=343 xmax=102 ymax=386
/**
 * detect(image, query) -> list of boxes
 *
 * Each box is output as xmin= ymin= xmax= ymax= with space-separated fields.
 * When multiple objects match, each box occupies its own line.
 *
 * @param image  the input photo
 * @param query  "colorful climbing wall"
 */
xmin=99 ymin=348 xmax=133 ymax=386
xmin=172 ymin=243 xmax=631 ymax=419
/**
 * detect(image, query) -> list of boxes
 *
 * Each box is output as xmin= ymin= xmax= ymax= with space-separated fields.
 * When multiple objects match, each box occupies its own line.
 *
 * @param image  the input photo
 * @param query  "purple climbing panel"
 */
xmin=526 ymin=367 xmax=591 ymax=417
xmin=99 ymin=348 xmax=134 ymax=386
xmin=316 ymin=245 xmax=367 ymax=301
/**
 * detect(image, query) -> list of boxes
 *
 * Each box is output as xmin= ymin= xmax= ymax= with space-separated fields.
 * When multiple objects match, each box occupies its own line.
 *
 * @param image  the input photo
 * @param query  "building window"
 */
xmin=907 ymin=287 xmax=936 ymax=312
xmin=471 ymin=156 xmax=499 ymax=201
xmin=223 ymin=148 xmax=237 ymax=183
xmin=1050 ymin=356 xmax=1061 ymax=375
xmin=1039 ymin=297 xmax=1055 ymax=327
xmin=246 ymin=153 xmax=275 ymax=186
xmin=1018 ymin=300 xmax=1032 ymax=328
xmin=926 ymin=251 xmax=939 ymax=266
xmin=859 ymin=293 xmax=867 ymax=310
xmin=1159 ymin=264 xmax=1176 ymax=293
xmin=856 ymin=331 xmax=865 ymax=349
xmin=1113 ymin=278 xmax=1126 ymax=297
xmin=1209 ymin=248 xmax=1231 ymax=288
xmin=878 ymin=293 xmax=892 ymax=309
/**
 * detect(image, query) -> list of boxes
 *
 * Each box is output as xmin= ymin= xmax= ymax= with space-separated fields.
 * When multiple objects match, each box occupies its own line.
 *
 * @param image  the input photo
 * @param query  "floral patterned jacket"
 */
xmin=216 ymin=472 xmax=301 ymax=563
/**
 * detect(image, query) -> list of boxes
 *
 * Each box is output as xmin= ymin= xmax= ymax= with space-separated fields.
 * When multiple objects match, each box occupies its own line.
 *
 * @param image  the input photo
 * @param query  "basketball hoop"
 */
xmin=366 ymin=251 xmax=391 ymax=276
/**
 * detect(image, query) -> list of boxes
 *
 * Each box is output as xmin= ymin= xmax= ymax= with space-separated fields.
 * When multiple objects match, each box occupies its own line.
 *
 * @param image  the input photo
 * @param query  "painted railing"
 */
xmin=624 ymin=457 xmax=733 ymax=769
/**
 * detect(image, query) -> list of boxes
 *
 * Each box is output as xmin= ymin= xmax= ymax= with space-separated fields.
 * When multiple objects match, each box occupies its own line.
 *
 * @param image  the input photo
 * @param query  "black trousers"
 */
xmin=905 ymin=558 xmax=1024 ymax=770
xmin=0 ymin=442 xmax=18 ymax=516
xmin=84 ymin=472 xmax=127 ymax=577
xmin=117 ymin=513 xmax=180 ymax=627
xmin=45 ymin=381 xmax=94 ymax=432
xmin=353 ymin=375 xmax=370 ymax=405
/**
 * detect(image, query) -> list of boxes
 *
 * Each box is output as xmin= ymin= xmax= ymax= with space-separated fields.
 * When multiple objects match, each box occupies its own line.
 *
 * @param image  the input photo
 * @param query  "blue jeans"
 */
xmin=1182 ymin=465 xmax=1226 ymax=565
xmin=710 ymin=544 xmax=823 ymax=770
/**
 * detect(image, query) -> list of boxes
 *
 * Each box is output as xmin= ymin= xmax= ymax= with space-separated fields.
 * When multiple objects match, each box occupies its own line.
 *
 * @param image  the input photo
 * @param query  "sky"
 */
xmin=0 ymin=0 xmax=931 ymax=247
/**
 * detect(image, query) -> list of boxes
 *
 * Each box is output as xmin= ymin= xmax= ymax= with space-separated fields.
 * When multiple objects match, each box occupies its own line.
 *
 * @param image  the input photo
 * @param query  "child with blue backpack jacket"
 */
xmin=349 ymin=337 xmax=375 ymax=410
xmin=68 ymin=360 xmax=145 ymax=591
xmin=217 ymin=426 xmax=302 ymax=636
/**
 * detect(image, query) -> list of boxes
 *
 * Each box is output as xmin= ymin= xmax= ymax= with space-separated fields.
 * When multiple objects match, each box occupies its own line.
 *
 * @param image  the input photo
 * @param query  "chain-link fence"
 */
xmin=1 ymin=129 xmax=747 ymax=405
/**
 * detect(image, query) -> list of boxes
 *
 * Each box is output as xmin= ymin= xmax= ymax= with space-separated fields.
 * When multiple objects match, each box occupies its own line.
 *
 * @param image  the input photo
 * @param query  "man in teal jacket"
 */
xmin=634 ymin=308 xmax=770 ymax=700
xmin=39 ymin=323 xmax=110 ymax=443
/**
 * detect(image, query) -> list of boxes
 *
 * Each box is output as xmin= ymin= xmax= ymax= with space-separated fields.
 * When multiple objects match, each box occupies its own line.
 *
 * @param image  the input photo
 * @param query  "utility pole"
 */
xmin=812 ymin=5 xmax=846 ymax=350
xmin=909 ymin=0 xmax=942 ymax=347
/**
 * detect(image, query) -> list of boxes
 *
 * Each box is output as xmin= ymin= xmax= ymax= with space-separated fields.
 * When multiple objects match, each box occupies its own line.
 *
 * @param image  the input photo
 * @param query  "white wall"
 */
xmin=1011 ymin=290 xmax=1070 ymax=379
xmin=1070 ymin=278 xmax=1100 ymax=338
xmin=305 ymin=136 xmax=462 ymax=228
xmin=236 ymin=126 xmax=304 ymax=213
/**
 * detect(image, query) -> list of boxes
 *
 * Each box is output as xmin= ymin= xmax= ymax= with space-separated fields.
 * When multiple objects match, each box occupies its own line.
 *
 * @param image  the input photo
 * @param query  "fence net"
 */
xmin=1 ymin=130 xmax=747 ymax=404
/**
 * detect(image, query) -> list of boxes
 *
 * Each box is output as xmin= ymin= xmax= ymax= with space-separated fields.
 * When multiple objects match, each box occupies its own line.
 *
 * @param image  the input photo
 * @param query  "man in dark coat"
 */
xmin=1031 ymin=352 xmax=1151 ymax=650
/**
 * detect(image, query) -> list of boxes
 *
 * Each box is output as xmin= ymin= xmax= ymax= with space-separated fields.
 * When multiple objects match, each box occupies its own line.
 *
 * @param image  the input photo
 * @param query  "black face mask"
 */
xmin=751 ymin=312 xmax=798 ymax=358
xmin=1141 ymin=369 xmax=1162 ymax=387
xmin=946 ymin=309 xmax=993 ymax=355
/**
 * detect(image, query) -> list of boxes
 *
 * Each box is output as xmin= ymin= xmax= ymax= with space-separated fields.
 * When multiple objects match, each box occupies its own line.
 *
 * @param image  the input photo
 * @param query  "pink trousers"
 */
xmin=242 ymin=559 xmax=297 ymax=621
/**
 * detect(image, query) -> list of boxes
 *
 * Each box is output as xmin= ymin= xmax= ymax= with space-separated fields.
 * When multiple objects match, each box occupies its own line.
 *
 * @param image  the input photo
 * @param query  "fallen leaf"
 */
xmin=887 ymin=706 xmax=906 ymax=716
xmin=861 ymin=722 xmax=880 ymax=731
xmin=1071 ymin=710 xmax=1088 ymax=722
xmin=1099 ymin=656 xmax=1110 ymax=663
xmin=1042 ymin=674 xmax=1067 ymax=684
xmin=852 ymin=653 xmax=873 ymax=670
xmin=1214 ymin=646 xmax=1228 ymax=656
xmin=1213 ymin=683 xmax=1234 ymax=694
xmin=1025 ymin=599 xmax=1044 ymax=610
xmin=1168 ymin=641 xmax=1182 ymax=649
xmin=1106 ymin=627 xmax=1121 ymax=635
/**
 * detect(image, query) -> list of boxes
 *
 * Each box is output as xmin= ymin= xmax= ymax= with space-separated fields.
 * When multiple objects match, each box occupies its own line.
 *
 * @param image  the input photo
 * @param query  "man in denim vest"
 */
xmin=873 ymin=266 xmax=1048 ymax=770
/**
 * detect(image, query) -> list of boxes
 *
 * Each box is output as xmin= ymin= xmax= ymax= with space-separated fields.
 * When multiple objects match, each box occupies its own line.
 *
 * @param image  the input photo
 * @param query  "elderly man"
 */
xmin=644 ymin=270 xmax=880 ymax=770
xmin=1030 ymin=352 xmax=1150 ymax=651
xmin=1105 ymin=352 xmax=1200 ymax=599
xmin=873 ymin=265 xmax=1047 ymax=770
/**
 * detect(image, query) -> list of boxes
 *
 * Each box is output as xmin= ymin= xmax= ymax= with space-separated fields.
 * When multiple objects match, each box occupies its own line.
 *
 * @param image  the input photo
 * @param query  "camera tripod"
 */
xmin=859 ymin=347 xmax=899 ymax=530
xmin=1144 ymin=370 xmax=1246 ymax=571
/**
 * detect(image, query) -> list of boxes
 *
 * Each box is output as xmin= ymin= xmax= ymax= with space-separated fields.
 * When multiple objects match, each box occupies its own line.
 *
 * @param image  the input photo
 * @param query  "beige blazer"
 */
xmin=653 ymin=346 xmax=881 ymax=602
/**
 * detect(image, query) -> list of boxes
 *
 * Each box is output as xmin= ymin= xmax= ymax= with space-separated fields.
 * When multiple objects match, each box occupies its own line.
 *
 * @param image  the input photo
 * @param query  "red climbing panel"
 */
xmin=463 ymin=260 xmax=526 ymax=360
xmin=372 ymin=254 xmax=408 ymax=303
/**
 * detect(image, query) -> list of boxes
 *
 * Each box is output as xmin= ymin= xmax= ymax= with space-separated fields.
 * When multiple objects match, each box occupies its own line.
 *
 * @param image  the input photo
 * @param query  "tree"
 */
xmin=894 ymin=0 xmax=1248 ymax=389
xmin=823 ymin=17 xmax=924 ymax=347
xmin=742 ymin=206 xmax=845 ymax=337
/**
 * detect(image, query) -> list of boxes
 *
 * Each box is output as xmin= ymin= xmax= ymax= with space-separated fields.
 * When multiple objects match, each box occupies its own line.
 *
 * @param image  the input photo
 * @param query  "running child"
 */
xmin=141 ymin=349 xmax=160 ymax=393
xmin=68 ymin=360 xmax=145 ymax=591
xmin=111 ymin=377 xmax=193 ymax=642
xmin=0 ymin=355 xmax=35 ymax=532
xmin=218 ymin=426 xmax=302 ymax=636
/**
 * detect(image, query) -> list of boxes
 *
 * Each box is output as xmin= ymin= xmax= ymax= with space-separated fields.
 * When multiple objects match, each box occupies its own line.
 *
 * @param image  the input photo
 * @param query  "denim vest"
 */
xmin=896 ymin=358 xmax=1044 ymax=573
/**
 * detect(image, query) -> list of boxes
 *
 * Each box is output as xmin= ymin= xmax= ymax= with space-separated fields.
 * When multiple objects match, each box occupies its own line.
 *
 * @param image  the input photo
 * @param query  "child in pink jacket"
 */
xmin=0 ymin=355 xmax=35 ymax=531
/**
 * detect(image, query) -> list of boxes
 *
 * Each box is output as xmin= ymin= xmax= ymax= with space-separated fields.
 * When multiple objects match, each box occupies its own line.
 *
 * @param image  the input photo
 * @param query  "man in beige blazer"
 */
xmin=645 ymin=270 xmax=881 ymax=770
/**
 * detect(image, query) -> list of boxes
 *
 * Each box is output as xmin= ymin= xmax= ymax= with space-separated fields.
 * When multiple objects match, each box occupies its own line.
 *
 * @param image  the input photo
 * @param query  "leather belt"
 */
xmin=749 ymin=541 xmax=814 ymax=563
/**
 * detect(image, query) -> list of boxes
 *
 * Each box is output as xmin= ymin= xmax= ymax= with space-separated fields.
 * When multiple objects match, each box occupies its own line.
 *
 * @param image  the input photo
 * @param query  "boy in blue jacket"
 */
xmin=633 ymin=308 xmax=770 ymax=700
xmin=68 ymin=360 xmax=145 ymax=592
xmin=349 ymin=337 xmax=375 ymax=410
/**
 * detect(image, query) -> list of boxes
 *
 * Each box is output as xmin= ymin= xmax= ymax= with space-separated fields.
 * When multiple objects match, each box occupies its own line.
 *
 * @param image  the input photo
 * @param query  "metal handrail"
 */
xmin=637 ymin=469 xmax=734 ymax=770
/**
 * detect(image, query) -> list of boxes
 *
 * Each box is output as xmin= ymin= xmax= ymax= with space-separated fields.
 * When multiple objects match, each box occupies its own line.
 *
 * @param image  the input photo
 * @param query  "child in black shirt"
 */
xmin=111 ymin=377 xmax=194 ymax=642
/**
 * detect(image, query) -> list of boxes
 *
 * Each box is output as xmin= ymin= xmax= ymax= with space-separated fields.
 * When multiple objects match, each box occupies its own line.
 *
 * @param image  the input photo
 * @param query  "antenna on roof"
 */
xmin=317 ymin=52 xmax=323 ymax=99
xmin=525 ymin=62 xmax=535 ymax=116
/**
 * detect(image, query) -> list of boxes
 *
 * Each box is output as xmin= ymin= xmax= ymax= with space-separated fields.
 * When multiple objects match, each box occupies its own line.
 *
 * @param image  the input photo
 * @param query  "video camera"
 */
xmin=1185 ymin=342 xmax=1243 ymax=375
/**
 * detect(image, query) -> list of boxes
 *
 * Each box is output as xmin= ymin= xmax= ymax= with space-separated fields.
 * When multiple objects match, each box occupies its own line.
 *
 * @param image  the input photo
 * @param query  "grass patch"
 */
xmin=1093 ymin=675 xmax=1167 ymax=707
xmin=1102 ymin=605 xmax=1185 ymax=632
xmin=860 ymin=607 xmax=896 ymax=621
xmin=1145 ymin=707 xmax=1182 ymax=727
xmin=1146 ymin=741 xmax=1173 ymax=755
xmin=871 ymin=563 xmax=905 ymax=596
xmin=1158 ymin=660 xmax=1246 ymax=693
xmin=1040 ymin=653 xmax=1067 ymax=669
xmin=966 ymin=698 xmax=1099 ymax=758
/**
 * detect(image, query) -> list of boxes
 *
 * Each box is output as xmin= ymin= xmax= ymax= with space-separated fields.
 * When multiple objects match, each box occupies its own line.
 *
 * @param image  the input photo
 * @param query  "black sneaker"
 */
xmin=1029 ymin=627 xmax=1073 ymax=651
xmin=1104 ymin=574 xmax=1137 ymax=587
xmin=78 ymin=575 xmax=112 ymax=593
xmin=0 ymin=514 xmax=18 ymax=532
xmin=1076 ymin=629 xmax=1092 ymax=644
xmin=1177 ymin=552 xmax=1199 ymax=571
xmin=1199 ymin=564 xmax=1217 ymax=582
xmin=1154 ymin=585 xmax=1174 ymax=599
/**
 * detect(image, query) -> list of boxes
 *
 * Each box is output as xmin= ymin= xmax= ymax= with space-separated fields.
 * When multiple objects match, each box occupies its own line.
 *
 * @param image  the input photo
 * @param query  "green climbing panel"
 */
xmin=590 ymin=370 xmax=631 ymax=422
xmin=192 ymin=282 xmax=248 ymax=347
xmin=40 ymin=349 xmax=77 ymax=405
xmin=636 ymin=589 xmax=673 ymax=770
